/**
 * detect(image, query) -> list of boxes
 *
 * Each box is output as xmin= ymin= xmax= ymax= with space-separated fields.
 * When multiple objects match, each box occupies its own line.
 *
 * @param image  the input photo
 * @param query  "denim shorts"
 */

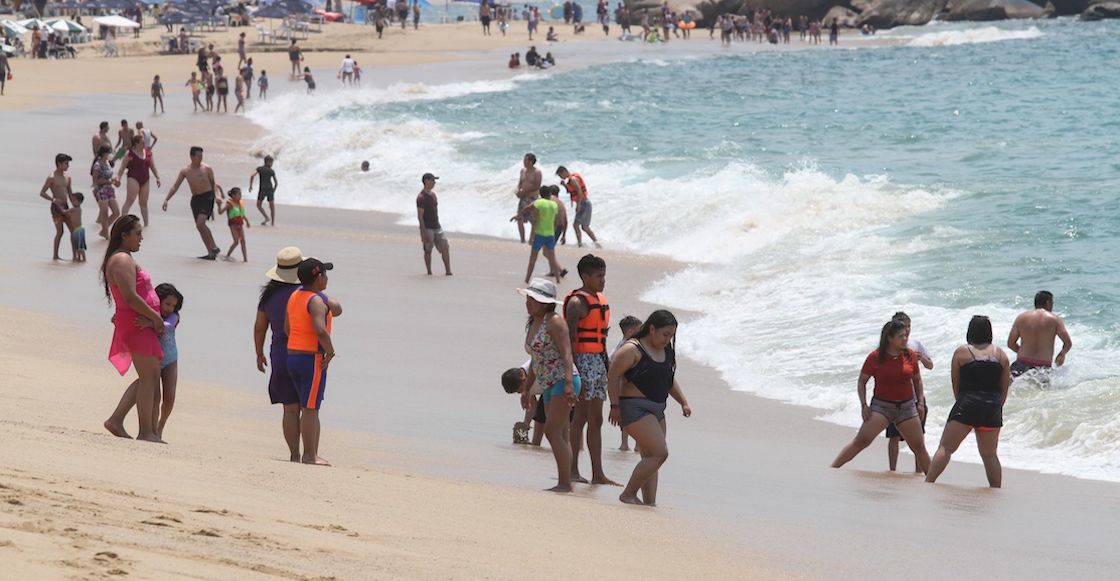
xmin=869 ymin=397 xmax=918 ymax=425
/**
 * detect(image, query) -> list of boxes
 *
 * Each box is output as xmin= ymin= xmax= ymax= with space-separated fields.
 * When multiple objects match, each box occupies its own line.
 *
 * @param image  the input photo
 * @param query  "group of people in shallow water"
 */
xmin=505 ymin=254 xmax=691 ymax=506
xmin=831 ymin=291 xmax=1072 ymax=487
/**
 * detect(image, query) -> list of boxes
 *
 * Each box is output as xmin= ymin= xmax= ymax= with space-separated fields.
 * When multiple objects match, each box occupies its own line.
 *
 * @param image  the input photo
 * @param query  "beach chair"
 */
xmin=101 ymin=36 xmax=118 ymax=57
xmin=256 ymin=24 xmax=272 ymax=44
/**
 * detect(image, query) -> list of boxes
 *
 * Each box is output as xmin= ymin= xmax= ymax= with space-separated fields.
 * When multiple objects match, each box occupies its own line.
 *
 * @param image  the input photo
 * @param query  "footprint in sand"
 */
xmin=193 ymin=529 xmax=222 ymax=538
xmin=5 ymin=498 xmax=23 ymax=506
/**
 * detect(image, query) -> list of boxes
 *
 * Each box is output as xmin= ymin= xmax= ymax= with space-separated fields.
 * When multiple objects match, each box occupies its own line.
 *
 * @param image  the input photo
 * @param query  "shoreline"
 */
xmin=4 ymin=22 xmax=1120 ymax=579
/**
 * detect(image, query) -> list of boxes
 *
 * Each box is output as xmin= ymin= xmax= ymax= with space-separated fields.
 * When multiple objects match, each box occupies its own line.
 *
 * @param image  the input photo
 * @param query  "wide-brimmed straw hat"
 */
xmin=518 ymin=278 xmax=562 ymax=305
xmin=266 ymin=246 xmax=305 ymax=284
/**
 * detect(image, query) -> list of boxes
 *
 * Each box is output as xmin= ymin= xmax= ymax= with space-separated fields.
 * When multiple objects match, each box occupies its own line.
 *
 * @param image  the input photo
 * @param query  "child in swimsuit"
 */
xmin=65 ymin=192 xmax=87 ymax=263
xmin=187 ymin=72 xmax=203 ymax=112
xmin=135 ymin=283 xmax=184 ymax=439
xmin=220 ymin=187 xmax=250 ymax=262
xmin=501 ymin=360 xmax=544 ymax=446
xmin=258 ymin=70 xmax=268 ymax=100
xmin=303 ymin=67 xmax=316 ymax=94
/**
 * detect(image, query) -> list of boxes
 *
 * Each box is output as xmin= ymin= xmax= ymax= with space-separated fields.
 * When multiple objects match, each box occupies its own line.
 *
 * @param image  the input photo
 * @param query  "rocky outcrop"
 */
xmin=945 ymin=0 xmax=1045 ymax=19
xmin=850 ymin=0 xmax=874 ymax=10
xmin=1081 ymin=1 xmax=1120 ymax=17
xmin=1045 ymin=0 xmax=1114 ymax=14
xmin=823 ymin=5 xmax=861 ymax=25
xmin=858 ymin=0 xmax=948 ymax=27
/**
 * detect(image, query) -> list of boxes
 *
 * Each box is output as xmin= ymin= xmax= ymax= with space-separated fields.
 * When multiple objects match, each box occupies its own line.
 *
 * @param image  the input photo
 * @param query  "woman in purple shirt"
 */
xmin=253 ymin=246 xmax=304 ymax=461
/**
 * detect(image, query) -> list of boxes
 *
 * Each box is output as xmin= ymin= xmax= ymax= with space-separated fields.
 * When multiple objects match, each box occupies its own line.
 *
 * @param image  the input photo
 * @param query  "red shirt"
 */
xmin=861 ymin=350 xmax=919 ymax=401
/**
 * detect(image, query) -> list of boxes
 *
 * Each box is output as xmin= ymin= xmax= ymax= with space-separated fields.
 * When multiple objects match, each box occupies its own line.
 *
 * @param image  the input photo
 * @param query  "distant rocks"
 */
xmin=945 ymin=0 xmax=1045 ymax=20
xmin=1082 ymin=1 xmax=1120 ymax=17
xmin=823 ymin=5 xmax=862 ymax=26
xmin=858 ymin=0 xmax=948 ymax=28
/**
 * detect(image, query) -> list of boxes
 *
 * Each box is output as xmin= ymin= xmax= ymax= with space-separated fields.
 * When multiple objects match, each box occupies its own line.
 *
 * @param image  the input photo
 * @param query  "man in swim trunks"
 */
xmin=163 ymin=146 xmax=225 ymax=260
xmin=1007 ymin=290 xmax=1072 ymax=378
xmin=514 ymin=152 xmax=542 ymax=244
xmin=39 ymin=153 xmax=77 ymax=261
xmin=114 ymin=119 xmax=134 ymax=162
xmin=556 ymin=166 xmax=602 ymax=248
xmin=250 ymin=155 xmax=279 ymax=226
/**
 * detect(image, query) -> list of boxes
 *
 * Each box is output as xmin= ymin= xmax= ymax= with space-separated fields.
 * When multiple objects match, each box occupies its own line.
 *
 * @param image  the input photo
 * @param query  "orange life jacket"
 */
xmin=287 ymin=289 xmax=333 ymax=352
xmin=564 ymin=289 xmax=610 ymax=354
xmin=564 ymin=172 xmax=589 ymax=203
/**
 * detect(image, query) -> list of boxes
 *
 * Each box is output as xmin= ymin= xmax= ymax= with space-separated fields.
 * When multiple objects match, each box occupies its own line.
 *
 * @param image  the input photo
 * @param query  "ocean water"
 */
xmin=248 ymin=18 xmax=1120 ymax=482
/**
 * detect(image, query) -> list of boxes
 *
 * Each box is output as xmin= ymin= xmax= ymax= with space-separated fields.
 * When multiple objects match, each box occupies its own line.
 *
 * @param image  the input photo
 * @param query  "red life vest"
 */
xmin=564 ymin=172 xmax=589 ymax=203
xmin=564 ymin=289 xmax=610 ymax=354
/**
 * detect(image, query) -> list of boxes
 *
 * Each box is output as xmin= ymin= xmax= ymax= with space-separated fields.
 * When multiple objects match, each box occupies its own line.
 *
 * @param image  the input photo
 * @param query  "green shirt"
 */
xmin=532 ymin=198 xmax=558 ymax=237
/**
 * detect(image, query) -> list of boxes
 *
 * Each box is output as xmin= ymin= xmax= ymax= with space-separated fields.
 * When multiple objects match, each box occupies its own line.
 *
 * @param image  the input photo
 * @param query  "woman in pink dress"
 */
xmin=100 ymin=215 xmax=166 ymax=442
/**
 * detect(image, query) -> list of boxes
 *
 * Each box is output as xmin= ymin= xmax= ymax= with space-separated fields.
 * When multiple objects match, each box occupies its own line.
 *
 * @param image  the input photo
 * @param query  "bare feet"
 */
xmin=302 ymin=456 xmax=331 ymax=466
xmin=103 ymin=419 xmax=131 ymax=439
xmin=571 ymin=474 xmax=589 ymax=484
xmin=136 ymin=432 xmax=166 ymax=444
xmin=591 ymin=476 xmax=621 ymax=486
xmin=290 ymin=454 xmax=300 ymax=462
xmin=545 ymin=484 xmax=572 ymax=493
xmin=619 ymin=493 xmax=644 ymax=505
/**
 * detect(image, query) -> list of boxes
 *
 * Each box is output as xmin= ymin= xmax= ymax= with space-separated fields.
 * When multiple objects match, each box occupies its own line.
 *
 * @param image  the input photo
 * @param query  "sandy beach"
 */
xmin=3 ymin=18 xmax=1120 ymax=581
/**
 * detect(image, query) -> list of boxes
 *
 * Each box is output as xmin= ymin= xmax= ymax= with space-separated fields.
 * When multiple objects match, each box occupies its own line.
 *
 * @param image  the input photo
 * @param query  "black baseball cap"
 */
xmin=422 ymin=173 xmax=439 ymax=183
xmin=297 ymin=258 xmax=333 ymax=285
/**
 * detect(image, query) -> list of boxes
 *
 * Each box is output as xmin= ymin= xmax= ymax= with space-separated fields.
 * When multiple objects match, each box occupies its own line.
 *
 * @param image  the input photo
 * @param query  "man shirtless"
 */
xmin=163 ymin=146 xmax=225 ymax=260
xmin=92 ymin=121 xmax=113 ymax=165
xmin=1007 ymin=290 xmax=1072 ymax=378
xmin=114 ymin=119 xmax=134 ymax=163
xmin=514 ymin=152 xmax=542 ymax=244
xmin=39 ymin=153 xmax=77 ymax=260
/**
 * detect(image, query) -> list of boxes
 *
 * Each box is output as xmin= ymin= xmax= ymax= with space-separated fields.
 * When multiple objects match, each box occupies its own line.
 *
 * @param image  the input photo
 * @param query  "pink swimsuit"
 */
xmin=108 ymin=266 xmax=163 ymax=375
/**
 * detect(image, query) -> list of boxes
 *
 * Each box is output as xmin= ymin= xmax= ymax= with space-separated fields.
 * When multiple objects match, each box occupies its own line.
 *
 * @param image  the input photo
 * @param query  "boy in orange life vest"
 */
xmin=564 ymin=254 xmax=618 ymax=485
xmin=556 ymin=166 xmax=601 ymax=249
xmin=284 ymin=258 xmax=343 ymax=467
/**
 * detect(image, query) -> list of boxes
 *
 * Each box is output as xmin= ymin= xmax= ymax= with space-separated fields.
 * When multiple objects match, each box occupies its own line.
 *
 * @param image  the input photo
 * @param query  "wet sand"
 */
xmin=2 ymin=37 xmax=1119 ymax=581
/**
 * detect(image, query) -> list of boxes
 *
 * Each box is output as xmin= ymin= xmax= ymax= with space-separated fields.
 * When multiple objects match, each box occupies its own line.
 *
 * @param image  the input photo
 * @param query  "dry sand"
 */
xmin=1 ymin=24 xmax=1119 ymax=581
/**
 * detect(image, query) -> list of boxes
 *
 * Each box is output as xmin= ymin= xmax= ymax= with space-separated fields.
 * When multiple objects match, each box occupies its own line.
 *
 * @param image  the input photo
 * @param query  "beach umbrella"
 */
xmin=1 ymin=19 xmax=29 ymax=35
xmin=18 ymin=18 xmax=54 ymax=31
xmin=92 ymin=14 xmax=141 ymax=28
xmin=158 ymin=11 xmax=201 ymax=25
xmin=49 ymin=18 xmax=88 ymax=32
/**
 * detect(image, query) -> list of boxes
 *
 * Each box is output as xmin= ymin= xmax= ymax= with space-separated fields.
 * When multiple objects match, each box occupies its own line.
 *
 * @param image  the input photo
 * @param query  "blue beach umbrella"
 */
xmin=158 ymin=11 xmax=202 ymax=25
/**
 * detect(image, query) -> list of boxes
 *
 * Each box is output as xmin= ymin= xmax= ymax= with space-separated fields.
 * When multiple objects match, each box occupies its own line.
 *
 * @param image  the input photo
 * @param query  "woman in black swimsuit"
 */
xmin=926 ymin=315 xmax=1011 ymax=488
xmin=607 ymin=310 xmax=691 ymax=506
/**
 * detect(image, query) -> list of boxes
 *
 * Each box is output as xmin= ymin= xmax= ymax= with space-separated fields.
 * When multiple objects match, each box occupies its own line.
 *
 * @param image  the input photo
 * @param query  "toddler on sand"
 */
xmin=65 ymin=192 xmax=87 ymax=263
xmin=220 ymin=187 xmax=250 ymax=262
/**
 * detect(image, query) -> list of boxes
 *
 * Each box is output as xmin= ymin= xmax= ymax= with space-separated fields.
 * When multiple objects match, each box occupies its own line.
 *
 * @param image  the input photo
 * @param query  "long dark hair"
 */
xmin=155 ymin=283 xmax=184 ymax=313
xmin=633 ymin=309 xmax=678 ymax=351
xmin=259 ymin=279 xmax=298 ymax=309
xmin=100 ymin=215 xmax=141 ymax=299
xmin=877 ymin=319 xmax=909 ymax=362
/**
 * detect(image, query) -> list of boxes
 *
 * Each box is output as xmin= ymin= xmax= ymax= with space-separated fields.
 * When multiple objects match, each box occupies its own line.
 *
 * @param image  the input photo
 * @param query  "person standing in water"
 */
xmin=39 ymin=153 xmax=77 ymax=261
xmin=519 ymin=278 xmax=581 ymax=492
xmin=250 ymin=155 xmax=278 ymax=226
xmin=556 ymin=165 xmax=601 ymax=248
xmin=564 ymin=254 xmax=617 ymax=485
xmin=608 ymin=310 xmax=691 ymax=506
xmin=885 ymin=311 xmax=933 ymax=473
xmin=926 ymin=315 xmax=1010 ymax=488
xmin=101 ymin=215 xmax=166 ymax=443
xmin=286 ymin=258 xmax=343 ymax=466
xmin=831 ymin=319 xmax=931 ymax=473
xmin=513 ymin=186 xmax=565 ymax=284
xmin=116 ymin=134 xmax=162 ymax=227
xmin=163 ymin=146 xmax=224 ymax=260
xmin=514 ymin=153 xmax=542 ymax=244
xmin=1007 ymin=290 xmax=1072 ymax=379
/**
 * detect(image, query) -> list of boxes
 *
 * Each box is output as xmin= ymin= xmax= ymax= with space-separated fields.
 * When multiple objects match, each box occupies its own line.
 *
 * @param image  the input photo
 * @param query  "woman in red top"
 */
xmin=831 ymin=319 xmax=931 ymax=473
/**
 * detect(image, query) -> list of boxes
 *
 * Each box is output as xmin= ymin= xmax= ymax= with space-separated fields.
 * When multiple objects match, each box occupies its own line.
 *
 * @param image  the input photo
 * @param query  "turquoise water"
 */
xmin=250 ymin=18 xmax=1120 ymax=481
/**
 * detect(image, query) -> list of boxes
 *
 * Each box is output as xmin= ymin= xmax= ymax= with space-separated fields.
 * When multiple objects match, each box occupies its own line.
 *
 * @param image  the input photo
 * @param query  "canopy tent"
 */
xmin=92 ymin=14 xmax=140 ymax=28
xmin=48 ymin=18 xmax=87 ymax=33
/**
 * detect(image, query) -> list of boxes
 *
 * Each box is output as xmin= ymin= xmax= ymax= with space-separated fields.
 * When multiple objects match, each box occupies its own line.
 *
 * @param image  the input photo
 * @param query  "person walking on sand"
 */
xmin=886 ymin=311 xmax=933 ymax=473
xmin=237 ymin=31 xmax=247 ymax=67
xmin=250 ymin=155 xmax=279 ymax=226
xmin=416 ymin=172 xmax=452 ymax=276
xmin=519 ymin=278 xmax=582 ymax=492
xmin=151 ymin=75 xmax=165 ymax=114
xmin=101 ymin=215 xmax=167 ymax=443
xmin=607 ymin=310 xmax=692 ymax=506
xmin=286 ymin=258 xmax=343 ymax=466
xmin=116 ymin=135 xmax=162 ymax=227
xmin=91 ymin=145 xmax=120 ymax=239
xmin=288 ymin=39 xmax=302 ymax=78
xmin=163 ymin=146 xmax=225 ymax=260
xmin=1007 ymin=290 xmax=1072 ymax=379
xmin=926 ymin=315 xmax=1010 ymax=488
xmin=40 ymin=153 xmax=78 ymax=261
xmin=219 ymin=187 xmax=250 ymax=262
xmin=255 ymin=247 xmax=306 ymax=461
xmin=136 ymin=121 xmax=158 ymax=154
xmin=114 ymin=119 xmax=134 ymax=163
xmin=565 ymin=254 xmax=618 ymax=486
xmin=1 ymin=50 xmax=12 ymax=96
xmin=831 ymin=319 xmax=931 ymax=473
xmin=514 ymin=153 xmax=542 ymax=244
xmin=513 ymin=186 xmax=566 ymax=284
xmin=556 ymin=166 xmax=601 ymax=248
